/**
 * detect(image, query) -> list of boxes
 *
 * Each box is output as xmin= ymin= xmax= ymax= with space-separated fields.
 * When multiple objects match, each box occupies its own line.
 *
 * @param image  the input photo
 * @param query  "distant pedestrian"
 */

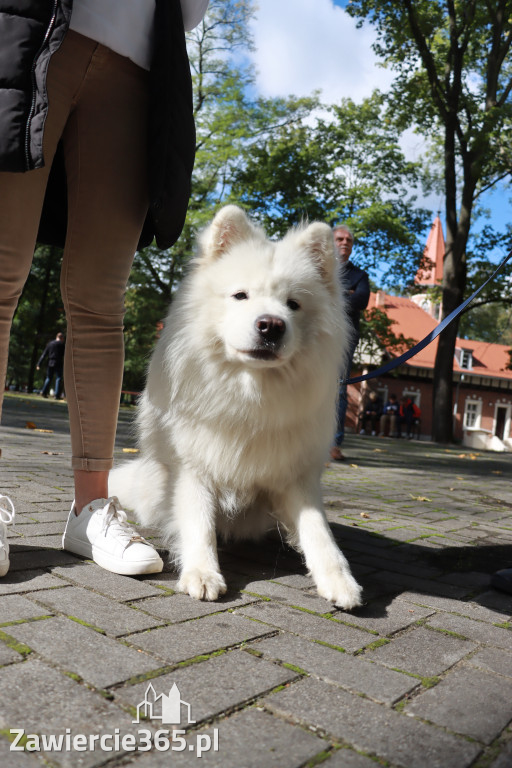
xmin=379 ymin=393 xmax=399 ymax=436
xmin=398 ymin=396 xmax=421 ymax=439
xmin=330 ymin=225 xmax=370 ymax=461
xmin=37 ymin=332 xmax=65 ymax=399
xmin=359 ymin=390 xmax=382 ymax=435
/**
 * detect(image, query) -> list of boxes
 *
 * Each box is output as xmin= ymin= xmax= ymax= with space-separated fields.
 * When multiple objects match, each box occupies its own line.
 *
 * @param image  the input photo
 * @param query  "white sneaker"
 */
xmin=62 ymin=497 xmax=163 ymax=576
xmin=0 ymin=495 xmax=15 ymax=577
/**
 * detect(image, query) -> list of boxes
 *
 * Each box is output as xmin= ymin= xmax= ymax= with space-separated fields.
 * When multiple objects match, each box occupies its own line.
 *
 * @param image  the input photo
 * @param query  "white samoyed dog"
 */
xmin=110 ymin=205 xmax=362 ymax=609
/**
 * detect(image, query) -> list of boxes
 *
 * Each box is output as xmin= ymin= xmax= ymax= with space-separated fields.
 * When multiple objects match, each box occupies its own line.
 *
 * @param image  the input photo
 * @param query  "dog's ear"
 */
xmin=297 ymin=222 xmax=337 ymax=285
xmin=199 ymin=205 xmax=263 ymax=261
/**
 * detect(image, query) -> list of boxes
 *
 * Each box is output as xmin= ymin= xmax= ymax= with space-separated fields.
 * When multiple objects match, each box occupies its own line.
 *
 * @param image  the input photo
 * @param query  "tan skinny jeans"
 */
xmin=0 ymin=31 xmax=149 ymax=471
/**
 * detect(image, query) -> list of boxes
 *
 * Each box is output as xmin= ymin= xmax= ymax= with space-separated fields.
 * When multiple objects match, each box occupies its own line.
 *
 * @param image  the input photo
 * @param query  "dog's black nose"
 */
xmin=255 ymin=315 xmax=286 ymax=345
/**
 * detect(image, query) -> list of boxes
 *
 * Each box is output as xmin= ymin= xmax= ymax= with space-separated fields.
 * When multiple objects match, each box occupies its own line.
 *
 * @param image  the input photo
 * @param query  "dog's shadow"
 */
xmin=214 ymin=522 xmax=512 ymax=619
xmin=6 ymin=521 xmax=511 ymax=619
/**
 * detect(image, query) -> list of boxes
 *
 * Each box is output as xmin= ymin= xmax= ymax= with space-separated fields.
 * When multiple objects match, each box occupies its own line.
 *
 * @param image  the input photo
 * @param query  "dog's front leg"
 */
xmin=173 ymin=469 xmax=227 ymax=601
xmin=280 ymin=485 xmax=363 ymax=610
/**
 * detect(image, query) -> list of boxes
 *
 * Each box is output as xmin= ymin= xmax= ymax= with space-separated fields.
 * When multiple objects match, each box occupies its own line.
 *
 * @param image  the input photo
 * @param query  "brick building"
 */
xmin=346 ymin=217 xmax=512 ymax=451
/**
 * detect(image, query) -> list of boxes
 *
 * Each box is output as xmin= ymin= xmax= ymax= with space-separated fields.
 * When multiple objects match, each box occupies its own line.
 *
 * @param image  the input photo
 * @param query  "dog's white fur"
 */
xmin=110 ymin=205 xmax=362 ymax=609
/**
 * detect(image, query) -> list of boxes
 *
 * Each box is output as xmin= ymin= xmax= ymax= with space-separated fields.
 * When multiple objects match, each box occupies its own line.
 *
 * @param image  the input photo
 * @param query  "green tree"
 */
xmin=8 ymin=245 xmax=64 ymax=392
xmin=356 ymin=306 xmax=416 ymax=367
xmin=230 ymin=91 xmax=430 ymax=286
xmin=347 ymin=0 xmax=512 ymax=442
xmin=126 ymin=0 xmax=315 ymax=385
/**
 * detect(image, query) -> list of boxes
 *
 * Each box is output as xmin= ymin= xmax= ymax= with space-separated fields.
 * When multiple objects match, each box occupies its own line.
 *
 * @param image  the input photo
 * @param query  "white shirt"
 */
xmin=69 ymin=0 xmax=210 ymax=70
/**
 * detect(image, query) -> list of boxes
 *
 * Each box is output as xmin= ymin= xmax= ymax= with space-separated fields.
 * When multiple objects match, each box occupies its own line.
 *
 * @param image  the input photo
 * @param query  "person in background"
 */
xmin=0 ymin=0 xmax=210 ymax=578
xmin=359 ymin=390 xmax=383 ymax=435
xmin=37 ymin=332 xmax=66 ymax=399
xmin=330 ymin=225 xmax=370 ymax=461
xmin=379 ymin=392 xmax=399 ymax=437
xmin=398 ymin=396 xmax=421 ymax=439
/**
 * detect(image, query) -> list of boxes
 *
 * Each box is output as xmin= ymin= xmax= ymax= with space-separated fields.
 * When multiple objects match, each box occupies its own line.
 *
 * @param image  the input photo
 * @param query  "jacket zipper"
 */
xmin=24 ymin=0 xmax=60 ymax=170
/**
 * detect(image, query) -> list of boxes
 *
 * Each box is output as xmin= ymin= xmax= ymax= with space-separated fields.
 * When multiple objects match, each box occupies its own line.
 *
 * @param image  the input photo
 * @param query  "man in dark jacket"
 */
xmin=330 ymin=226 xmax=370 ymax=461
xmin=37 ymin=332 xmax=65 ymax=399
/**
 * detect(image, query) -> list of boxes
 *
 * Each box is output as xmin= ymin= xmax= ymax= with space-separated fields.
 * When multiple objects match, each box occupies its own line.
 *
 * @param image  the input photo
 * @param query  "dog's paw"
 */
xmin=177 ymin=569 xmax=227 ymax=601
xmin=316 ymin=570 xmax=363 ymax=611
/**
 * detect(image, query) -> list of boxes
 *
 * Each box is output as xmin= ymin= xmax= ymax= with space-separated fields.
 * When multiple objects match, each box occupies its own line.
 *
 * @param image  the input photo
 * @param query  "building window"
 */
xmin=464 ymin=399 xmax=481 ymax=429
xmin=460 ymin=349 xmax=473 ymax=369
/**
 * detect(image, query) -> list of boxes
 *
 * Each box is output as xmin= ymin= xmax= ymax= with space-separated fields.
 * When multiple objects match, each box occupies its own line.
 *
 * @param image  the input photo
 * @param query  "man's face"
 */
xmin=334 ymin=229 xmax=353 ymax=263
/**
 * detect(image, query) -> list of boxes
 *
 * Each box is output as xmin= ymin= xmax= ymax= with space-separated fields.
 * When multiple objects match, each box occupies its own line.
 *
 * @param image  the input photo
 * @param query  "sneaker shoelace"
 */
xmin=0 ymin=495 xmax=15 ymax=526
xmin=101 ymin=498 xmax=148 ymax=546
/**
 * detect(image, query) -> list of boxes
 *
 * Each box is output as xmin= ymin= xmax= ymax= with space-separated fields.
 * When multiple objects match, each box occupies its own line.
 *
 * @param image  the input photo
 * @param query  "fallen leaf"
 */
xmin=360 ymin=512 xmax=370 ymax=519
xmin=35 ymin=428 xmax=53 ymax=433
xmin=349 ymin=463 xmax=359 ymax=468
xmin=41 ymin=451 xmax=63 ymax=456
xmin=122 ymin=448 xmax=139 ymax=453
xmin=25 ymin=422 xmax=36 ymax=429
xmin=492 ymin=470 xmax=502 ymax=475
xmin=410 ymin=494 xmax=432 ymax=502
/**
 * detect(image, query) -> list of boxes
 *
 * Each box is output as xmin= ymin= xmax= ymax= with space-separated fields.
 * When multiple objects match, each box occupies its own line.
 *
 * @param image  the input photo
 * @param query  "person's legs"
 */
xmin=54 ymin=369 xmax=64 ymax=399
xmin=334 ymin=379 xmax=348 ymax=446
xmin=332 ymin=339 xmax=358 ymax=455
xmin=55 ymin=35 xmax=149 ymax=507
xmin=55 ymin=34 xmax=162 ymax=573
xmin=41 ymin=365 xmax=55 ymax=397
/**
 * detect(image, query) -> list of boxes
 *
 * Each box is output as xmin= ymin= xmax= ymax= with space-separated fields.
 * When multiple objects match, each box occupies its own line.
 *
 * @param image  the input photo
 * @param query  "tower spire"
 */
xmin=415 ymin=215 xmax=445 ymax=285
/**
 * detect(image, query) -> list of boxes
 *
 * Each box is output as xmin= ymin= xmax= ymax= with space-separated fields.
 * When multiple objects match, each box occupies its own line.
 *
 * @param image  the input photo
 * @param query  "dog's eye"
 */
xmin=233 ymin=291 xmax=249 ymax=300
xmin=287 ymin=299 xmax=301 ymax=311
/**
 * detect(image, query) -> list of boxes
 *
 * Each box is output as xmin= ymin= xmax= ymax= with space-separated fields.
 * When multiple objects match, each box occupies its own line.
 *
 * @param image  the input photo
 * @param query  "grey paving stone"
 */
xmin=472 ymin=590 xmax=512 ymax=615
xmin=12 ymin=521 xmax=65 ymax=536
xmin=0 ymin=569 xmax=66 ymax=595
xmin=8 ymin=616 xmax=161 ymax=687
xmin=489 ymin=739 xmax=512 ymax=768
xmin=336 ymin=595 xmax=434 ymax=636
xmin=323 ymin=749 xmax=387 ymax=768
xmin=250 ymin=633 xmax=417 ymax=705
xmin=237 ymin=602 xmax=374 ymax=652
xmin=466 ymin=647 xmax=512 ymax=679
xmin=427 ymin=613 xmax=512 ymax=650
xmin=0 ymin=736 xmax=43 ymax=767
xmin=0 ymin=594 xmax=53 ymax=624
xmin=52 ymin=562 xmax=163 ymax=600
xmin=370 ymin=570 xmax=470 ymax=598
xmin=9 ymin=534 xmax=65 ymax=551
xmin=271 ymin=573 xmax=315 ymax=589
xmin=366 ymin=627 xmax=477 ymax=676
xmin=0 ymin=658 xmax=138 ymax=768
xmin=241 ymin=579 xmax=338 ymax=613
xmin=265 ymin=677 xmax=480 ymax=768
xmin=133 ymin=708 xmax=325 ymax=768
xmin=406 ymin=665 xmax=512 ymax=743
xmin=30 ymin=586 xmax=164 ymax=636
xmin=9 ymin=548 xmax=79 ymax=570
xmin=0 ymin=641 xmax=23 ymax=665
xmin=127 ymin=613 xmax=275 ymax=664
xmin=117 ymin=649 xmax=296 ymax=726
xmin=134 ymin=591 xmax=258 ymax=622
xmin=438 ymin=571 xmax=494 ymax=589
xmin=399 ymin=592 xmax=512 ymax=625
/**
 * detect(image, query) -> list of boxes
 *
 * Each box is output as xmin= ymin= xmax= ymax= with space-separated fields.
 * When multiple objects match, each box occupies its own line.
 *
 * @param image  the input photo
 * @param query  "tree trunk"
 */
xmin=432 ymin=120 xmax=469 ymax=443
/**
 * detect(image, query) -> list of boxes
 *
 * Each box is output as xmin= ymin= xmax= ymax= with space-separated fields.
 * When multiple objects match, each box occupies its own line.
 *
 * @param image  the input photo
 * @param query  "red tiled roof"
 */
xmin=368 ymin=292 xmax=512 ymax=381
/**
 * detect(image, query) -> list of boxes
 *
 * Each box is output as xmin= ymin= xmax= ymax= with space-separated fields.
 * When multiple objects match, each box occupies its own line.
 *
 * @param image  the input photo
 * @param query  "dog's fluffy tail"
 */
xmin=108 ymin=457 xmax=168 ymax=528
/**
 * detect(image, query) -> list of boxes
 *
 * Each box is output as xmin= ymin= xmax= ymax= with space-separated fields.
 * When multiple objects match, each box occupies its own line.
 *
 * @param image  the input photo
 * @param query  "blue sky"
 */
xmin=248 ymin=0 xmax=510 ymax=262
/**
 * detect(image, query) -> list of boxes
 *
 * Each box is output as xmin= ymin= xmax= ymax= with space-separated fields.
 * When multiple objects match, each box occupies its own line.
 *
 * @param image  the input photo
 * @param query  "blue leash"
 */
xmin=344 ymin=247 xmax=512 ymax=386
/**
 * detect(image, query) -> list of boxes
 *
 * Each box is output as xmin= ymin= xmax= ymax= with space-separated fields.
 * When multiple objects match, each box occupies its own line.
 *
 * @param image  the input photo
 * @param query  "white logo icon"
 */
xmin=133 ymin=682 xmax=195 ymax=725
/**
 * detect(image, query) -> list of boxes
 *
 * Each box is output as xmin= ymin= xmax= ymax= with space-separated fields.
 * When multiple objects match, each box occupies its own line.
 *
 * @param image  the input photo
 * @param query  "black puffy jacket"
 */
xmin=0 ymin=0 xmax=195 ymax=250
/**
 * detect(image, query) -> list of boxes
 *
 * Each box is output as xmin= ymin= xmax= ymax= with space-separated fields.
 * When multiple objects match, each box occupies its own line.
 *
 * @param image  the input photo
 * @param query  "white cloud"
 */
xmin=249 ymin=0 xmax=394 ymax=104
